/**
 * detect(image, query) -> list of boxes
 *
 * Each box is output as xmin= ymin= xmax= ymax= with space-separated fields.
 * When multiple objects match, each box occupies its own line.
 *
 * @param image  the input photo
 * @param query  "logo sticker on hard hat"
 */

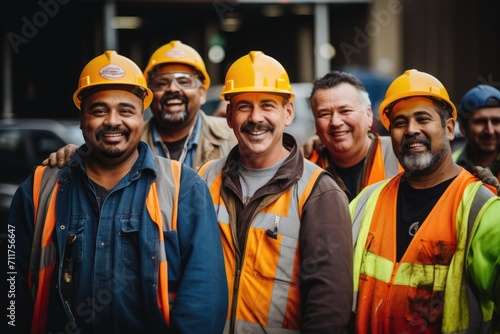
xmin=166 ymin=49 xmax=186 ymax=59
xmin=99 ymin=64 xmax=126 ymax=80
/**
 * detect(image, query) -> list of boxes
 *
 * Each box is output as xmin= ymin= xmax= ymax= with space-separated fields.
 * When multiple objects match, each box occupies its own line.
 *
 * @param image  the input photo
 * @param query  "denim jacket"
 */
xmin=8 ymin=142 xmax=227 ymax=333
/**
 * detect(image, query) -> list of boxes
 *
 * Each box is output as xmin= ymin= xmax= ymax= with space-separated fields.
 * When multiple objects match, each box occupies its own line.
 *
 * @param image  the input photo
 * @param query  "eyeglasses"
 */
xmin=150 ymin=72 xmax=201 ymax=91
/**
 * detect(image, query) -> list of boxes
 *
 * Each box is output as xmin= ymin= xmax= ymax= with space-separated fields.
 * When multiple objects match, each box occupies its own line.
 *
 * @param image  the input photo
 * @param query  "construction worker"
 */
xmin=198 ymin=51 xmax=353 ymax=333
xmin=306 ymin=70 xmax=403 ymax=201
xmin=3 ymin=51 xmax=227 ymax=333
xmin=454 ymin=84 xmax=500 ymax=184
xmin=44 ymin=40 xmax=237 ymax=171
xmin=349 ymin=69 xmax=500 ymax=333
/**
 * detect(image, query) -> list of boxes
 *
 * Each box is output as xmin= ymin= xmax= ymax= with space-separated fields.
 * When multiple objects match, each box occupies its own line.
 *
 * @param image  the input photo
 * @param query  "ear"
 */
xmin=198 ymin=87 xmax=207 ymax=105
xmin=225 ymin=102 xmax=234 ymax=129
xmin=446 ymin=117 xmax=455 ymax=141
xmin=284 ymin=101 xmax=295 ymax=127
xmin=366 ymin=106 xmax=374 ymax=129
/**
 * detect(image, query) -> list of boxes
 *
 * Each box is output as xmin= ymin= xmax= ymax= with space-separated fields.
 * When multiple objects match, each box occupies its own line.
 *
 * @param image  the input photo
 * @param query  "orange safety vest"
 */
xmin=199 ymin=158 xmax=324 ymax=333
xmin=309 ymin=135 xmax=403 ymax=189
xmin=28 ymin=157 xmax=181 ymax=333
xmin=351 ymin=170 xmax=496 ymax=333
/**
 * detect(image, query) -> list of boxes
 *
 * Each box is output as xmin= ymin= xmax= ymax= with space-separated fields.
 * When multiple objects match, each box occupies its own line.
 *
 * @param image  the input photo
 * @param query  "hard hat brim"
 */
xmin=378 ymin=91 xmax=457 ymax=130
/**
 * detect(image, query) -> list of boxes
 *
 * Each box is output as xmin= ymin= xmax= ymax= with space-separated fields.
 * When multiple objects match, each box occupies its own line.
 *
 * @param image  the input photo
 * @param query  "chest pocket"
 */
xmin=403 ymin=238 xmax=456 ymax=327
xmin=67 ymin=215 xmax=87 ymax=263
xmin=119 ymin=214 xmax=142 ymax=266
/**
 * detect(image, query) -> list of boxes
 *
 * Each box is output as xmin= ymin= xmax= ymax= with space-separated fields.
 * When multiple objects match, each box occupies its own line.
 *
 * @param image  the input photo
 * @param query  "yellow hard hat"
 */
xmin=143 ymin=40 xmax=210 ymax=89
xmin=220 ymin=51 xmax=295 ymax=101
xmin=73 ymin=50 xmax=153 ymax=110
xmin=378 ymin=69 xmax=456 ymax=130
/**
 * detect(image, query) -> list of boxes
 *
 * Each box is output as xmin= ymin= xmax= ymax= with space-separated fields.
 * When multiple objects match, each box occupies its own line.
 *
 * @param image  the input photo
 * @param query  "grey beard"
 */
xmin=400 ymin=137 xmax=448 ymax=176
xmin=160 ymin=108 xmax=189 ymax=125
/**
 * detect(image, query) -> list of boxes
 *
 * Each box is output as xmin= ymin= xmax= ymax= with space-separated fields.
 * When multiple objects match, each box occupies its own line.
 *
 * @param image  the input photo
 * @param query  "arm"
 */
xmin=467 ymin=197 xmax=500 ymax=306
xmin=41 ymin=144 xmax=79 ymax=167
xmin=169 ymin=166 xmax=228 ymax=333
xmin=299 ymin=173 xmax=353 ymax=333
xmin=2 ymin=179 xmax=36 ymax=333
xmin=301 ymin=135 xmax=323 ymax=160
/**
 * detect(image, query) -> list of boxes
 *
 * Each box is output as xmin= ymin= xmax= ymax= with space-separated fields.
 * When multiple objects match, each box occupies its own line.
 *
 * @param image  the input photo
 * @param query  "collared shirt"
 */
xmin=150 ymin=113 xmax=202 ymax=167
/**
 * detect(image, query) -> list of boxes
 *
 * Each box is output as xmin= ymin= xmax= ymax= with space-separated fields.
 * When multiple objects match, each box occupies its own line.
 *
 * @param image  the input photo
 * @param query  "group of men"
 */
xmin=2 ymin=39 xmax=499 ymax=333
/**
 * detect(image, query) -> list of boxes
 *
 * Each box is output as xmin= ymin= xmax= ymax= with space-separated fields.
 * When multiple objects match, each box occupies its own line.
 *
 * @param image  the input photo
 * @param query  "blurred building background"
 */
xmin=1 ymin=0 xmax=499 ymax=120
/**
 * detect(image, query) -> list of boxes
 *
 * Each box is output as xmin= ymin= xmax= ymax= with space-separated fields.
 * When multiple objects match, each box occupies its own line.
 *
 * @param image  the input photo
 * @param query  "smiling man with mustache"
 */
xmin=44 ymin=40 xmax=237 ymax=171
xmin=198 ymin=51 xmax=353 ymax=333
xmin=5 ymin=51 xmax=227 ymax=333
xmin=141 ymin=41 xmax=237 ymax=169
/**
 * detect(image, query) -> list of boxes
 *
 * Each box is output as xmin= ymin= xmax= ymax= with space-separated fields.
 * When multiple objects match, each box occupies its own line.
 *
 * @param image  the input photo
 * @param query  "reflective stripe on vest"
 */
xmin=29 ymin=157 xmax=181 ymax=332
xmin=30 ymin=166 xmax=59 ymax=334
xmin=199 ymin=158 xmax=323 ymax=333
xmin=350 ymin=169 xmax=495 ymax=333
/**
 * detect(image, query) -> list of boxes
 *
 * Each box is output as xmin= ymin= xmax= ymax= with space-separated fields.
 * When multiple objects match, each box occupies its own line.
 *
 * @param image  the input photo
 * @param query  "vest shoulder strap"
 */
xmin=467 ymin=184 xmax=495 ymax=236
xmin=29 ymin=166 xmax=60 ymax=302
xmin=153 ymin=155 xmax=182 ymax=231
xmin=351 ymin=179 xmax=390 ymax=247
xmin=33 ymin=166 xmax=60 ymax=226
xmin=31 ymin=166 xmax=60 ymax=271
xmin=380 ymin=136 xmax=401 ymax=176
xmin=298 ymin=159 xmax=325 ymax=217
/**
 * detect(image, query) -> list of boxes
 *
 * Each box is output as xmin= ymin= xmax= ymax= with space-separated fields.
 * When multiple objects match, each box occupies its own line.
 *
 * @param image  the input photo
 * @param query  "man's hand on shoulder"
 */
xmin=41 ymin=144 xmax=79 ymax=168
xmin=473 ymin=166 xmax=500 ymax=195
xmin=302 ymin=135 xmax=323 ymax=159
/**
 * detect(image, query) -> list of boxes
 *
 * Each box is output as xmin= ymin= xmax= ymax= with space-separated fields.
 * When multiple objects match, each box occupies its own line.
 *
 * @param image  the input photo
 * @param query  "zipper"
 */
xmin=229 ymin=268 xmax=242 ymax=334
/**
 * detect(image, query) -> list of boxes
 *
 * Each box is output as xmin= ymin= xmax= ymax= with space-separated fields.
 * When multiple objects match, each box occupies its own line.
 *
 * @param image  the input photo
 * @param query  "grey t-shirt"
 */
xmin=238 ymin=160 xmax=284 ymax=205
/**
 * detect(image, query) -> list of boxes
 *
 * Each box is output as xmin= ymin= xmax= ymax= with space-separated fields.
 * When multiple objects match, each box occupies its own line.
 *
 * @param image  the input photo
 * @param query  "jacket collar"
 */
xmin=223 ymin=133 xmax=304 ymax=191
xmin=58 ymin=141 xmax=157 ymax=183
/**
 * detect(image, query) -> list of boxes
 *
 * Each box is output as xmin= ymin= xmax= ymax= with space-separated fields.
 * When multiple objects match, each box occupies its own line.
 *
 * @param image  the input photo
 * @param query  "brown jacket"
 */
xmin=201 ymin=133 xmax=353 ymax=333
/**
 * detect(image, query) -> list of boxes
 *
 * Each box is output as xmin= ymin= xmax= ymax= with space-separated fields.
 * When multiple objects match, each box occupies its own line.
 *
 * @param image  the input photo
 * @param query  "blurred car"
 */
xmin=204 ymin=83 xmax=317 ymax=146
xmin=0 ymin=118 xmax=85 ymax=222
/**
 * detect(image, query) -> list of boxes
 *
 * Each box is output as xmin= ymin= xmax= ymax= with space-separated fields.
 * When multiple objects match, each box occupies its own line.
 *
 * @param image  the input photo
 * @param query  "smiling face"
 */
xmin=460 ymin=107 xmax=500 ymax=155
xmin=80 ymin=89 xmax=144 ymax=165
xmin=226 ymin=92 xmax=294 ymax=168
xmin=148 ymin=63 xmax=207 ymax=132
xmin=310 ymin=83 xmax=373 ymax=166
xmin=389 ymin=97 xmax=455 ymax=175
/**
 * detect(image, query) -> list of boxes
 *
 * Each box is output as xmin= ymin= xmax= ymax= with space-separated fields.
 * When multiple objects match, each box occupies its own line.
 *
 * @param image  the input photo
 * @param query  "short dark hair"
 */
xmin=310 ymin=70 xmax=371 ymax=107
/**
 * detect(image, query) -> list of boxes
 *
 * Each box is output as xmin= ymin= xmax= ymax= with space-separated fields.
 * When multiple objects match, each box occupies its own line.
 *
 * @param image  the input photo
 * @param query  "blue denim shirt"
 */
xmin=9 ymin=142 xmax=227 ymax=333
xmin=151 ymin=113 xmax=202 ymax=166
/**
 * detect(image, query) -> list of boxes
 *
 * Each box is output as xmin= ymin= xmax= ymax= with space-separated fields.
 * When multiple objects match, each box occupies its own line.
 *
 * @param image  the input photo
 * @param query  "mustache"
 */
xmin=161 ymin=92 xmax=187 ymax=104
xmin=240 ymin=122 xmax=274 ymax=133
xmin=96 ymin=126 xmax=129 ymax=140
xmin=401 ymin=135 xmax=431 ymax=151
